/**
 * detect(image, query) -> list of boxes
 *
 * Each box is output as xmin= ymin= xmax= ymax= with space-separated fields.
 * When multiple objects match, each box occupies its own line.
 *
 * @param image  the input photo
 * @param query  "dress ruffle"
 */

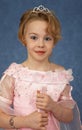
xmin=4 ymin=62 xmax=74 ymax=84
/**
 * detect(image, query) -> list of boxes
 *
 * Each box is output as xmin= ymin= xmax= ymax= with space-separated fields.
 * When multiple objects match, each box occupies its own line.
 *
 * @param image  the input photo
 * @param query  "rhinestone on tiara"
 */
xmin=33 ymin=5 xmax=51 ymax=13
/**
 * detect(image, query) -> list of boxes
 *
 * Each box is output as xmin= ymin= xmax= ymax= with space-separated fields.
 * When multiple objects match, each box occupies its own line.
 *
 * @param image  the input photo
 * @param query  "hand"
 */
xmin=26 ymin=111 xmax=48 ymax=130
xmin=36 ymin=91 xmax=54 ymax=112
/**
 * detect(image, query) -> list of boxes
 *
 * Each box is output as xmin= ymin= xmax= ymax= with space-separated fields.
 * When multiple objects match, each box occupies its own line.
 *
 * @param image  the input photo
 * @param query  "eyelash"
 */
xmin=44 ymin=37 xmax=52 ymax=41
xmin=30 ymin=36 xmax=38 ymax=40
xmin=30 ymin=35 xmax=52 ymax=41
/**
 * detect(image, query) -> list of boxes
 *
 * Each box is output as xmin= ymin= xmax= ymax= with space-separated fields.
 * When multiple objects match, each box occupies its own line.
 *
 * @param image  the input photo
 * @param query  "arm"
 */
xmin=0 ymin=109 xmax=48 ymax=129
xmin=51 ymin=85 xmax=74 ymax=122
xmin=36 ymin=85 xmax=74 ymax=123
xmin=49 ymin=97 xmax=73 ymax=122
xmin=0 ymin=75 xmax=48 ymax=129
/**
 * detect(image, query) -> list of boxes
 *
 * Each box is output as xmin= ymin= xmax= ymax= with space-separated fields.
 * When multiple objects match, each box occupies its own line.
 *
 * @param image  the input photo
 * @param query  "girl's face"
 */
xmin=24 ymin=20 xmax=54 ymax=62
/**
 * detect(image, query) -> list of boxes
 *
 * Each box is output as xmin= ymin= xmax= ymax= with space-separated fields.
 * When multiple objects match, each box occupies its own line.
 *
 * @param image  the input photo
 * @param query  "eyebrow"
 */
xmin=29 ymin=33 xmax=38 ymax=35
xmin=29 ymin=32 xmax=52 ymax=37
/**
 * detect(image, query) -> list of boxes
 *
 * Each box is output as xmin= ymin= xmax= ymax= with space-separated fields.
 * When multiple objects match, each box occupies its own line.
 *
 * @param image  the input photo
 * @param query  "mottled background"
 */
xmin=0 ymin=0 xmax=82 ymax=125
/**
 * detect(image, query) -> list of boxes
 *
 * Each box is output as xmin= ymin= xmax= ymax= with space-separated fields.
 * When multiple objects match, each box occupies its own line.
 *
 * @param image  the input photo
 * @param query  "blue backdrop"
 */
xmin=0 ymin=0 xmax=82 ymax=122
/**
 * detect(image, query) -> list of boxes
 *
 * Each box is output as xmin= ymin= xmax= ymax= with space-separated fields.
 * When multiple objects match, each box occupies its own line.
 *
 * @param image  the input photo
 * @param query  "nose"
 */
xmin=38 ymin=39 xmax=44 ymax=48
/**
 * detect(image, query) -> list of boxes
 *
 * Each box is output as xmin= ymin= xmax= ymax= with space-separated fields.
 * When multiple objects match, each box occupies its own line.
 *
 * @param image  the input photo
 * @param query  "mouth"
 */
xmin=35 ymin=51 xmax=45 ymax=55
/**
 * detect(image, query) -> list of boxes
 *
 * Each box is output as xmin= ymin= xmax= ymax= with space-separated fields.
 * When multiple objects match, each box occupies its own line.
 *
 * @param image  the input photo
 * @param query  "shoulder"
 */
xmin=4 ymin=62 xmax=21 ymax=76
xmin=50 ymin=63 xmax=65 ymax=71
xmin=50 ymin=63 xmax=74 ymax=82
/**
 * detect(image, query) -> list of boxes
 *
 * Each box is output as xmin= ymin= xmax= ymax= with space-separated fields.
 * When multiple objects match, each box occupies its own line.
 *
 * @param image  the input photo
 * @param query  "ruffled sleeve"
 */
xmin=57 ymin=69 xmax=75 ymax=109
xmin=0 ymin=63 xmax=17 ymax=115
xmin=58 ymin=85 xmax=75 ymax=109
xmin=0 ymin=75 xmax=14 ymax=104
xmin=4 ymin=62 xmax=19 ymax=76
xmin=56 ymin=69 xmax=74 ymax=84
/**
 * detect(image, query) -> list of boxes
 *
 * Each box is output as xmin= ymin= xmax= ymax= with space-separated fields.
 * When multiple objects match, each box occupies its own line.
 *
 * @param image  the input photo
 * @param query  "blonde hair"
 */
xmin=18 ymin=8 xmax=62 ymax=46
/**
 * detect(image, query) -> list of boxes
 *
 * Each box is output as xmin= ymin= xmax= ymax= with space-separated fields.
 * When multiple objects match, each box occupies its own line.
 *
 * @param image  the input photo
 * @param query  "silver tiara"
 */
xmin=33 ymin=5 xmax=51 ymax=13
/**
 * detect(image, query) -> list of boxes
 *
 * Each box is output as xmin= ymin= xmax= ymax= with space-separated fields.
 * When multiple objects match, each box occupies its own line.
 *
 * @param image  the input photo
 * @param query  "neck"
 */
xmin=23 ymin=59 xmax=51 ymax=71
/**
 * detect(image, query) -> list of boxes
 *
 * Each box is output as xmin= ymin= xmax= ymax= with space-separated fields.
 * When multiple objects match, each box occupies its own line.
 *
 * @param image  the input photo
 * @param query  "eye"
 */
xmin=30 ymin=35 xmax=38 ymax=40
xmin=44 ymin=36 xmax=52 ymax=41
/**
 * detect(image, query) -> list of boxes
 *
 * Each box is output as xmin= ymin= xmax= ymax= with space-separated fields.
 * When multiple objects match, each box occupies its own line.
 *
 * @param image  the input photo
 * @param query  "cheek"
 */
xmin=49 ymin=48 xmax=53 ymax=54
xmin=26 ymin=44 xmax=35 ymax=50
xmin=48 ymin=45 xmax=54 ymax=54
xmin=47 ymin=44 xmax=54 ymax=51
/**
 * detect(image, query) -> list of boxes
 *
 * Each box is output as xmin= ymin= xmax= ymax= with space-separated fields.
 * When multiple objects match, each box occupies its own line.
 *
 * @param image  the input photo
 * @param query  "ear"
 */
xmin=22 ymin=37 xmax=27 ymax=47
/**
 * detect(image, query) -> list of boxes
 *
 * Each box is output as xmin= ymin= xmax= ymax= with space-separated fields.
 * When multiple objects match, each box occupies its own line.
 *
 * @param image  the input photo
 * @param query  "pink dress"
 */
xmin=0 ymin=63 xmax=75 ymax=130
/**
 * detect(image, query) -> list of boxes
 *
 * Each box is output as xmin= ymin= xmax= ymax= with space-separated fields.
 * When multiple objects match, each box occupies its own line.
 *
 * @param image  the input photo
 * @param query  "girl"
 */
xmin=0 ymin=5 xmax=81 ymax=130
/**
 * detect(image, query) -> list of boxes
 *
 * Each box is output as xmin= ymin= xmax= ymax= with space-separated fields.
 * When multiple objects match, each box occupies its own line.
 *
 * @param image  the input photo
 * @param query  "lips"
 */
xmin=35 ymin=51 xmax=45 ymax=55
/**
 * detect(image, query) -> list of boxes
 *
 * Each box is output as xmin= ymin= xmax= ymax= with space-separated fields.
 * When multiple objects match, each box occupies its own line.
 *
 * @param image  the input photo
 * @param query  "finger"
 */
xmin=36 ymin=102 xmax=44 ymax=109
xmin=40 ymin=123 xmax=47 ymax=128
xmin=36 ymin=95 xmax=44 ymax=100
xmin=37 ymin=91 xmax=46 ymax=98
xmin=42 ymin=112 xmax=48 ymax=117
xmin=37 ymin=90 xmax=40 ymax=94
xmin=42 ymin=117 xmax=48 ymax=123
xmin=36 ymin=99 xmax=47 ymax=105
xmin=42 ymin=121 xmax=48 ymax=126
xmin=36 ymin=97 xmax=44 ymax=103
xmin=41 ymin=127 xmax=47 ymax=130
